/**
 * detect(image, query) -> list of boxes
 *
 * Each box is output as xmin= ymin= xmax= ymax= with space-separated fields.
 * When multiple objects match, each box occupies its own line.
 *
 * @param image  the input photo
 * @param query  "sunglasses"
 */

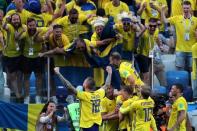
xmin=149 ymin=24 xmax=157 ymax=28
xmin=123 ymin=22 xmax=131 ymax=26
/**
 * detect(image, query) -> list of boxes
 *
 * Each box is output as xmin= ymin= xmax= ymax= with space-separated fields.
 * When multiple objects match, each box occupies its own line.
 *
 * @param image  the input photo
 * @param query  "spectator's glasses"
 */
xmin=149 ymin=24 xmax=157 ymax=28
xmin=123 ymin=22 xmax=131 ymax=26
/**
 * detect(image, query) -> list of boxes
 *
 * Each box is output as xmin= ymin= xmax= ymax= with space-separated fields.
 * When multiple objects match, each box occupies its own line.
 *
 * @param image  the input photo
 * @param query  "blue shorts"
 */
xmin=175 ymin=52 xmax=192 ymax=69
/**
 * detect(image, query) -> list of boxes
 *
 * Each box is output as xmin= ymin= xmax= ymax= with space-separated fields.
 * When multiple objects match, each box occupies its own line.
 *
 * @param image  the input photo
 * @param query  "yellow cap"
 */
xmin=192 ymin=43 xmax=197 ymax=58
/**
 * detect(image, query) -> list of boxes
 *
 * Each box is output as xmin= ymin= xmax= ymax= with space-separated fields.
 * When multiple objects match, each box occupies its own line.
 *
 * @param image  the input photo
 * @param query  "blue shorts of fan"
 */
xmin=175 ymin=51 xmax=192 ymax=70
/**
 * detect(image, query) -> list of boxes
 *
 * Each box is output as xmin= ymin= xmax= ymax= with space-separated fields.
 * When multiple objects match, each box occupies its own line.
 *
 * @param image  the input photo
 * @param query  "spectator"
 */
xmin=171 ymin=0 xmax=195 ymax=16
xmin=161 ymin=1 xmax=197 ymax=72
xmin=36 ymin=100 xmax=67 ymax=131
xmin=0 ymin=9 xmax=5 ymax=96
xmin=136 ymin=18 xmax=158 ymax=85
xmin=104 ymin=0 xmax=129 ymax=22
xmin=54 ymin=66 xmax=112 ymax=131
xmin=4 ymin=0 xmax=34 ymax=24
xmin=39 ymin=24 xmax=71 ymax=103
xmin=115 ymin=11 xmax=144 ymax=61
xmin=2 ymin=13 xmax=26 ymax=101
xmin=22 ymin=18 xmax=46 ymax=104
xmin=137 ymin=0 xmax=168 ymax=24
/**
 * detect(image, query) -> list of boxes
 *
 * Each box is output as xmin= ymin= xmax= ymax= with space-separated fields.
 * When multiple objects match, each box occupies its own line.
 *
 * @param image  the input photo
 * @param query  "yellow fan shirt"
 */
xmin=168 ymin=15 xmax=197 ymax=52
xmin=48 ymin=33 xmax=71 ymax=66
xmin=104 ymin=1 xmax=129 ymax=22
xmin=171 ymin=0 xmax=195 ymax=16
xmin=192 ymin=43 xmax=197 ymax=79
xmin=3 ymin=24 xmax=26 ymax=57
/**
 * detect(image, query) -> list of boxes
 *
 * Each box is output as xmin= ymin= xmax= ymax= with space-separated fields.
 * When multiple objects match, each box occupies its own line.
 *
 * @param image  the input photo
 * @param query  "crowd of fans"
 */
xmin=0 ymin=0 xmax=197 ymax=130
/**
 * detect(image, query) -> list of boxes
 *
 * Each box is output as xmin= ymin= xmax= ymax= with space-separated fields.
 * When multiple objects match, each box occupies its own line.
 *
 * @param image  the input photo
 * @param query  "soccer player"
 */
xmin=54 ymin=66 xmax=112 ymax=131
xmin=161 ymin=1 xmax=197 ymax=72
xmin=118 ymin=85 xmax=139 ymax=131
xmin=167 ymin=84 xmax=188 ymax=131
xmin=119 ymin=86 xmax=157 ymax=131
xmin=100 ymin=85 xmax=119 ymax=131
xmin=109 ymin=52 xmax=144 ymax=94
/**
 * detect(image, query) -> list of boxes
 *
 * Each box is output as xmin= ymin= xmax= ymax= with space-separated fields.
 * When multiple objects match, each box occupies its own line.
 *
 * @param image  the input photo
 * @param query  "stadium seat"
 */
xmin=183 ymin=87 xmax=193 ymax=102
xmin=166 ymin=70 xmax=189 ymax=89
xmin=152 ymin=85 xmax=167 ymax=95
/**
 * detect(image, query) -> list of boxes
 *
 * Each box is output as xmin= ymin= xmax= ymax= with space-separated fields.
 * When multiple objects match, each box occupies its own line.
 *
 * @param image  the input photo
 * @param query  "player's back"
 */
xmin=132 ymin=98 xmax=154 ymax=131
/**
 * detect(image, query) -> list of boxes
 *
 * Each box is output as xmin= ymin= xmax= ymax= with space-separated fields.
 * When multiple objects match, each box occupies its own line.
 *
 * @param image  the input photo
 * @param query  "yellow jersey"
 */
xmin=22 ymin=27 xmax=48 ymax=58
xmin=171 ymin=0 xmax=195 ymax=16
xmin=141 ymin=0 xmax=167 ymax=23
xmin=56 ymin=15 xmax=87 ymax=42
xmin=119 ymin=95 xmax=139 ymax=130
xmin=115 ymin=23 xmax=136 ymax=52
xmin=100 ymin=97 xmax=118 ymax=131
xmin=3 ymin=24 xmax=26 ymax=57
xmin=98 ymin=0 xmax=111 ymax=9
xmin=129 ymin=98 xmax=154 ymax=131
xmin=77 ymin=88 xmax=105 ymax=128
xmin=48 ymin=33 xmax=71 ymax=66
xmin=37 ymin=13 xmax=52 ymax=27
xmin=104 ymin=1 xmax=129 ymax=22
xmin=168 ymin=96 xmax=188 ymax=131
xmin=65 ymin=0 xmax=96 ymax=34
xmin=137 ymin=29 xmax=158 ymax=56
xmin=192 ymin=43 xmax=197 ymax=79
xmin=4 ymin=9 xmax=33 ymax=24
xmin=168 ymin=16 xmax=197 ymax=52
xmin=119 ymin=61 xmax=144 ymax=86
xmin=0 ymin=30 xmax=3 ymax=51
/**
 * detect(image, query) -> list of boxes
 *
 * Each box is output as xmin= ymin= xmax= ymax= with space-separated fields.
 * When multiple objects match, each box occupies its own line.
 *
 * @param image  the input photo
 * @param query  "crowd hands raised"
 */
xmin=0 ymin=0 xmax=197 ymax=130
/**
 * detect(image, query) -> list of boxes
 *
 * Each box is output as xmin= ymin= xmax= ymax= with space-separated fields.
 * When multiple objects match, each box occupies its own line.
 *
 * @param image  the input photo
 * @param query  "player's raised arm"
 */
xmin=101 ymin=66 xmax=112 ymax=90
xmin=54 ymin=67 xmax=77 ymax=94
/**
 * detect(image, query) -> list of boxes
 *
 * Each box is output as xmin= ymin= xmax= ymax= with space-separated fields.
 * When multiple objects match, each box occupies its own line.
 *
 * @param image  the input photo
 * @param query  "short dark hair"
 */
xmin=173 ymin=83 xmax=184 ymax=93
xmin=121 ymin=85 xmax=133 ymax=95
xmin=53 ymin=24 xmax=63 ymax=30
xmin=96 ymin=8 xmax=106 ymax=17
xmin=110 ymin=52 xmax=121 ymax=60
xmin=141 ymin=86 xmax=151 ymax=99
xmin=85 ymin=77 xmax=96 ymax=91
xmin=69 ymin=8 xmax=78 ymax=15
xmin=27 ymin=17 xmax=36 ymax=24
xmin=182 ymin=0 xmax=191 ymax=6
xmin=149 ymin=18 xmax=158 ymax=23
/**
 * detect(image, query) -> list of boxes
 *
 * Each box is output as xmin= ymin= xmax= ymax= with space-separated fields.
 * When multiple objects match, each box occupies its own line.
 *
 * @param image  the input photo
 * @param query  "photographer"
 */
xmin=35 ymin=100 xmax=67 ymax=131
